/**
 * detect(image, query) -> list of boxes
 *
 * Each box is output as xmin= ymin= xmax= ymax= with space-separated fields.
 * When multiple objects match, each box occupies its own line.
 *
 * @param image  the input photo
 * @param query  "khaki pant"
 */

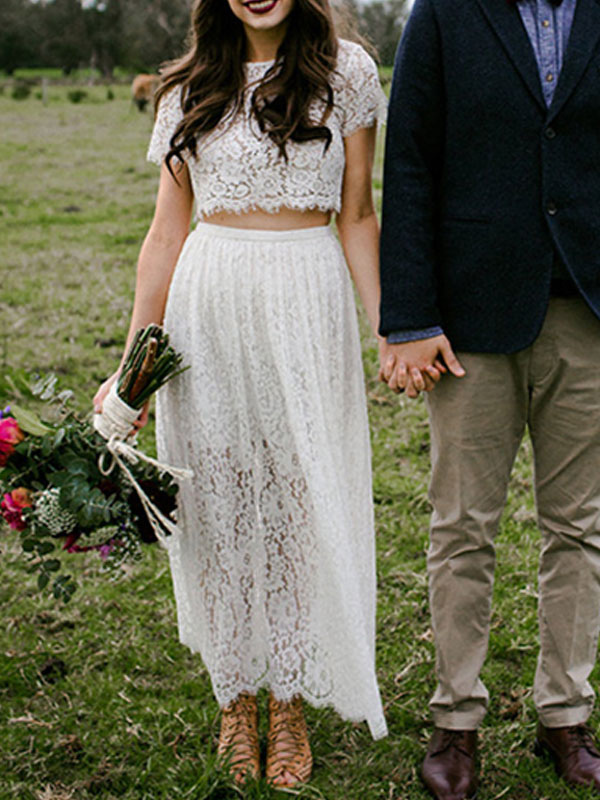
xmin=425 ymin=298 xmax=600 ymax=729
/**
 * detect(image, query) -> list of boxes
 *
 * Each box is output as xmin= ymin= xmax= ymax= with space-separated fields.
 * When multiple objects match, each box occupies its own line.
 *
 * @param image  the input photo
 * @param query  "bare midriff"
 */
xmin=201 ymin=207 xmax=332 ymax=230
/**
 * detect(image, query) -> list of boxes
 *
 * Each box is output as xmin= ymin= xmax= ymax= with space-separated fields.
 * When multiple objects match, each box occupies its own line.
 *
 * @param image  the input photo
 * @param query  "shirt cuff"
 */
xmin=387 ymin=326 xmax=444 ymax=344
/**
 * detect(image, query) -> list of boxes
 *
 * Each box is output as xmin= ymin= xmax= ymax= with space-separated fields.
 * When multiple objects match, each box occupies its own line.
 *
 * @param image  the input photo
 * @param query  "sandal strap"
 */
xmin=218 ymin=693 xmax=259 ymax=778
xmin=266 ymin=694 xmax=312 ymax=785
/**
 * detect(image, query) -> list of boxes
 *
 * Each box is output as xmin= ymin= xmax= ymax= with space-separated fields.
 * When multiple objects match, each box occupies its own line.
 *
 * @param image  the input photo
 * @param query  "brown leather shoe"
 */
xmin=535 ymin=722 xmax=600 ymax=791
xmin=421 ymin=728 xmax=479 ymax=800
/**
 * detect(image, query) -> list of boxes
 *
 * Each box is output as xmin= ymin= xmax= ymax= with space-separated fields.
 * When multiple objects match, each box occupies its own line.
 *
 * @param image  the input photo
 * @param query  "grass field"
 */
xmin=1 ymin=87 xmax=599 ymax=800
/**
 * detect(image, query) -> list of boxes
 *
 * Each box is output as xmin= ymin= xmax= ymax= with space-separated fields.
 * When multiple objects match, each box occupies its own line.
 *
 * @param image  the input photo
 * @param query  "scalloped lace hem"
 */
xmin=194 ymin=200 xmax=340 ymax=220
xmin=205 ymin=675 xmax=389 ymax=740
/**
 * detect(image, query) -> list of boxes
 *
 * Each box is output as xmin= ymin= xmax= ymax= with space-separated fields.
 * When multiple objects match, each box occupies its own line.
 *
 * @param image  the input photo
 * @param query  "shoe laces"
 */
xmin=268 ymin=696 xmax=307 ymax=744
xmin=220 ymin=694 xmax=258 ymax=749
xmin=567 ymin=725 xmax=600 ymax=757
xmin=433 ymin=730 xmax=474 ymax=759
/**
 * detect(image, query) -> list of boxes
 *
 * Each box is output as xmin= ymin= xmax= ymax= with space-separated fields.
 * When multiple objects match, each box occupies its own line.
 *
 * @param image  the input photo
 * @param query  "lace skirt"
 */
xmin=156 ymin=222 xmax=387 ymax=740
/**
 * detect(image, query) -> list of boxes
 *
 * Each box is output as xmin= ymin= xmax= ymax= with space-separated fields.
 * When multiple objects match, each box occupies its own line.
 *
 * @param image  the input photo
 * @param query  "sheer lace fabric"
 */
xmin=147 ymin=40 xmax=387 ymax=219
xmin=156 ymin=225 xmax=387 ymax=739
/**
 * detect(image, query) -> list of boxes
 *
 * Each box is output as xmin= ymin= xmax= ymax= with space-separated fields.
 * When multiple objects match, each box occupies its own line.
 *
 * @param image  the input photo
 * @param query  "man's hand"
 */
xmin=379 ymin=334 xmax=465 ymax=398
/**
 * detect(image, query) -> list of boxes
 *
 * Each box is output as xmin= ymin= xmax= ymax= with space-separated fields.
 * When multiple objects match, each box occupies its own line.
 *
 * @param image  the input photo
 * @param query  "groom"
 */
xmin=379 ymin=0 xmax=600 ymax=797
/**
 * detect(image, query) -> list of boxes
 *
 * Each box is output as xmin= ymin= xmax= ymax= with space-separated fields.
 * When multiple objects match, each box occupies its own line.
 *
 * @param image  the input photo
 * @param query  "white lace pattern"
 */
xmin=147 ymin=40 xmax=387 ymax=218
xmin=156 ymin=224 xmax=388 ymax=740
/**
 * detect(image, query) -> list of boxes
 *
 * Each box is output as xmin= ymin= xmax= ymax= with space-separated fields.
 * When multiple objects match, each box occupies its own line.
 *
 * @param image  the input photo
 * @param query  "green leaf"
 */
xmin=48 ymin=471 xmax=70 ymax=487
xmin=31 ymin=374 xmax=58 ymax=401
xmin=36 ymin=541 xmax=55 ymax=555
xmin=22 ymin=538 xmax=36 ymax=552
xmin=10 ymin=405 xmax=53 ymax=436
xmin=65 ymin=458 xmax=91 ymax=476
xmin=38 ymin=573 xmax=49 ymax=590
xmin=53 ymin=428 xmax=66 ymax=448
xmin=45 ymin=559 xmax=61 ymax=572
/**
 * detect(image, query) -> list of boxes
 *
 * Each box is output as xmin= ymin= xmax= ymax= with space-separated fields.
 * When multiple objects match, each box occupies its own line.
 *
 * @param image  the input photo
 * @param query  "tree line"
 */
xmin=0 ymin=0 xmax=408 ymax=78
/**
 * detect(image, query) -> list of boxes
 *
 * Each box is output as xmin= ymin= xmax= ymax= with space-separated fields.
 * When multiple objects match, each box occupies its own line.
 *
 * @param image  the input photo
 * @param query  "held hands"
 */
xmin=93 ymin=372 xmax=150 ymax=433
xmin=378 ymin=334 xmax=465 ymax=399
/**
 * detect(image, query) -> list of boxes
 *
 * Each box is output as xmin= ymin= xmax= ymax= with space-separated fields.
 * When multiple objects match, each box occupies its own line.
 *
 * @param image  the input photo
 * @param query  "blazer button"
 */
xmin=547 ymin=202 xmax=558 ymax=215
xmin=545 ymin=127 xmax=556 ymax=139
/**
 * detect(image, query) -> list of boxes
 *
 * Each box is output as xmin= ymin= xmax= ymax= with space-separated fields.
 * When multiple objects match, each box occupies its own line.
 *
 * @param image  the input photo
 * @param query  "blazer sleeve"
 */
xmin=378 ymin=0 xmax=445 ymax=336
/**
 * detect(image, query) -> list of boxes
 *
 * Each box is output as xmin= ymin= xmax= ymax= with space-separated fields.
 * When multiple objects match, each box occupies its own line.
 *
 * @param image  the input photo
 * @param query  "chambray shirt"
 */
xmin=387 ymin=0 xmax=577 ymax=344
xmin=518 ymin=0 xmax=577 ymax=106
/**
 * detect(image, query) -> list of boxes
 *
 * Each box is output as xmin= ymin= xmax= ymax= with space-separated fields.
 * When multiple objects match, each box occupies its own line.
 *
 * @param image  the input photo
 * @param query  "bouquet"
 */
xmin=0 ymin=325 xmax=191 ymax=602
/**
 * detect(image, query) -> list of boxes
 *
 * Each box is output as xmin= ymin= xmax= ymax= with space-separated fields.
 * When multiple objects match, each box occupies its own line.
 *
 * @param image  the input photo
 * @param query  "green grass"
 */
xmin=1 ymin=86 xmax=599 ymax=800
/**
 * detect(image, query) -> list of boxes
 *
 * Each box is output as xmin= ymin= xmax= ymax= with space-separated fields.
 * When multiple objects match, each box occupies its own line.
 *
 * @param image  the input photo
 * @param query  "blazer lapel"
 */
xmin=548 ymin=0 xmax=600 ymax=121
xmin=475 ymin=0 xmax=546 ymax=109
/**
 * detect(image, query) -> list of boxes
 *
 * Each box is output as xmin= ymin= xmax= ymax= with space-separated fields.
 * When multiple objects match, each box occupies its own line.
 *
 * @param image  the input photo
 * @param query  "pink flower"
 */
xmin=63 ymin=535 xmax=121 ymax=559
xmin=0 ymin=418 xmax=24 ymax=466
xmin=1 ymin=488 xmax=32 ymax=531
xmin=99 ymin=541 xmax=116 ymax=560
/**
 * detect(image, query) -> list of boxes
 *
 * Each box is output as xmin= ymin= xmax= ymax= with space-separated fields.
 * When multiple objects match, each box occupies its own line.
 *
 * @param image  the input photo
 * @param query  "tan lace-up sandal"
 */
xmin=266 ymin=694 xmax=313 ymax=787
xmin=217 ymin=693 xmax=260 ymax=784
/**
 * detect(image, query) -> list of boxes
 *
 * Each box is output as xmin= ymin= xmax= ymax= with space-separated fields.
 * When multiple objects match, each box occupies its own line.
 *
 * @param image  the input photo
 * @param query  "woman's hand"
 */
xmin=379 ymin=335 xmax=465 ymax=398
xmin=378 ymin=336 xmax=397 ymax=385
xmin=93 ymin=371 xmax=119 ymax=415
xmin=93 ymin=372 xmax=151 ymax=434
xmin=132 ymin=401 xmax=150 ymax=432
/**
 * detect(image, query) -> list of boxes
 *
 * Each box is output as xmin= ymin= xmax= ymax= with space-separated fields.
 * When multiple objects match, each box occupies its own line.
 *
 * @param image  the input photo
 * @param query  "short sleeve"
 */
xmin=337 ymin=40 xmax=388 ymax=138
xmin=147 ymin=85 xmax=185 ymax=166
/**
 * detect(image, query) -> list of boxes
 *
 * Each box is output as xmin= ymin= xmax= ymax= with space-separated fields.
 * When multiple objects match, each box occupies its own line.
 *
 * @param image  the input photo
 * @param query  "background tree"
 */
xmin=0 ymin=0 xmax=38 ymax=75
xmin=0 ymin=0 xmax=406 ymax=76
xmin=118 ymin=0 xmax=191 ymax=73
xmin=84 ymin=0 xmax=124 ymax=79
xmin=42 ymin=0 xmax=88 ymax=75
xmin=357 ymin=0 xmax=410 ymax=65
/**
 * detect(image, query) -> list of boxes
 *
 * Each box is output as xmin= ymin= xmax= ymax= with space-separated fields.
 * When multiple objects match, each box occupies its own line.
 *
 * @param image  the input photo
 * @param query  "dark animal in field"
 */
xmin=131 ymin=74 xmax=160 ymax=112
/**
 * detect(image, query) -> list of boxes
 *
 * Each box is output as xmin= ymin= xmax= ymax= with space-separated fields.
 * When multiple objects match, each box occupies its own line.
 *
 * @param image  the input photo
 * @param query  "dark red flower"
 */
xmin=1 ymin=488 xmax=32 ymax=531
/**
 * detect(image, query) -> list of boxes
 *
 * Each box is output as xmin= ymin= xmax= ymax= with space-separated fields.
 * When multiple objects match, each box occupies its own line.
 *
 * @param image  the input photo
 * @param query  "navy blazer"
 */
xmin=379 ymin=0 xmax=600 ymax=353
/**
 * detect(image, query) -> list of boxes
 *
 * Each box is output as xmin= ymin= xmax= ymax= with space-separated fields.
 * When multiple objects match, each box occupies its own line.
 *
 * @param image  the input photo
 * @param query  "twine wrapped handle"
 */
xmin=93 ymin=384 xmax=193 ymax=547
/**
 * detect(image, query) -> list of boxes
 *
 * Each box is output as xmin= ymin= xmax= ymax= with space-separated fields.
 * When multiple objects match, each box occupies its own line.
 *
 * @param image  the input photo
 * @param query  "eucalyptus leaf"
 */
xmin=32 ymin=375 xmax=56 ymax=397
xmin=65 ymin=458 xmax=91 ymax=476
xmin=40 ymin=375 xmax=58 ymax=401
xmin=48 ymin=472 xmax=71 ymax=487
xmin=11 ymin=405 xmax=53 ymax=436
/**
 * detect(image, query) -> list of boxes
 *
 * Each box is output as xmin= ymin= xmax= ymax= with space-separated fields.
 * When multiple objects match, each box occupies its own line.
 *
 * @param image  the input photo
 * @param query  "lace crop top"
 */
xmin=147 ymin=40 xmax=387 ymax=220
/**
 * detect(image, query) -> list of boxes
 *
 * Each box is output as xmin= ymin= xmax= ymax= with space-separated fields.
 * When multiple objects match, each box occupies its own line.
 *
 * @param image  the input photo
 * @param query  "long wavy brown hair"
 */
xmin=155 ymin=0 xmax=340 ymax=172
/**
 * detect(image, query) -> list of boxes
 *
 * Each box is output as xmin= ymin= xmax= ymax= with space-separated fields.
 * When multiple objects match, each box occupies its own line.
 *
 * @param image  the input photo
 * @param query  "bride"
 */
xmin=94 ymin=0 xmax=389 ymax=786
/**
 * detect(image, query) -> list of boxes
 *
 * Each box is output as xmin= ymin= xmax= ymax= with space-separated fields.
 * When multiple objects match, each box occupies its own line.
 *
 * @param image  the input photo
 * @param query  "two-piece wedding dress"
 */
xmin=147 ymin=39 xmax=388 ymax=740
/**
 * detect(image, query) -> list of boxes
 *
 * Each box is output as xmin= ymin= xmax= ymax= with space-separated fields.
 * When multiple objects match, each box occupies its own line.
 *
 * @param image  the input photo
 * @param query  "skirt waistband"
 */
xmin=191 ymin=221 xmax=334 ymax=243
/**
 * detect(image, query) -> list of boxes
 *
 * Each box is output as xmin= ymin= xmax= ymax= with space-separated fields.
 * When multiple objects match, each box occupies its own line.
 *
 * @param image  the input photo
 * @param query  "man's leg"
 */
xmin=530 ymin=298 xmax=600 ymax=723
xmin=422 ymin=355 xmax=529 ymax=799
xmin=529 ymin=297 xmax=600 ymax=790
xmin=426 ymin=352 xmax=528 ymax=730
